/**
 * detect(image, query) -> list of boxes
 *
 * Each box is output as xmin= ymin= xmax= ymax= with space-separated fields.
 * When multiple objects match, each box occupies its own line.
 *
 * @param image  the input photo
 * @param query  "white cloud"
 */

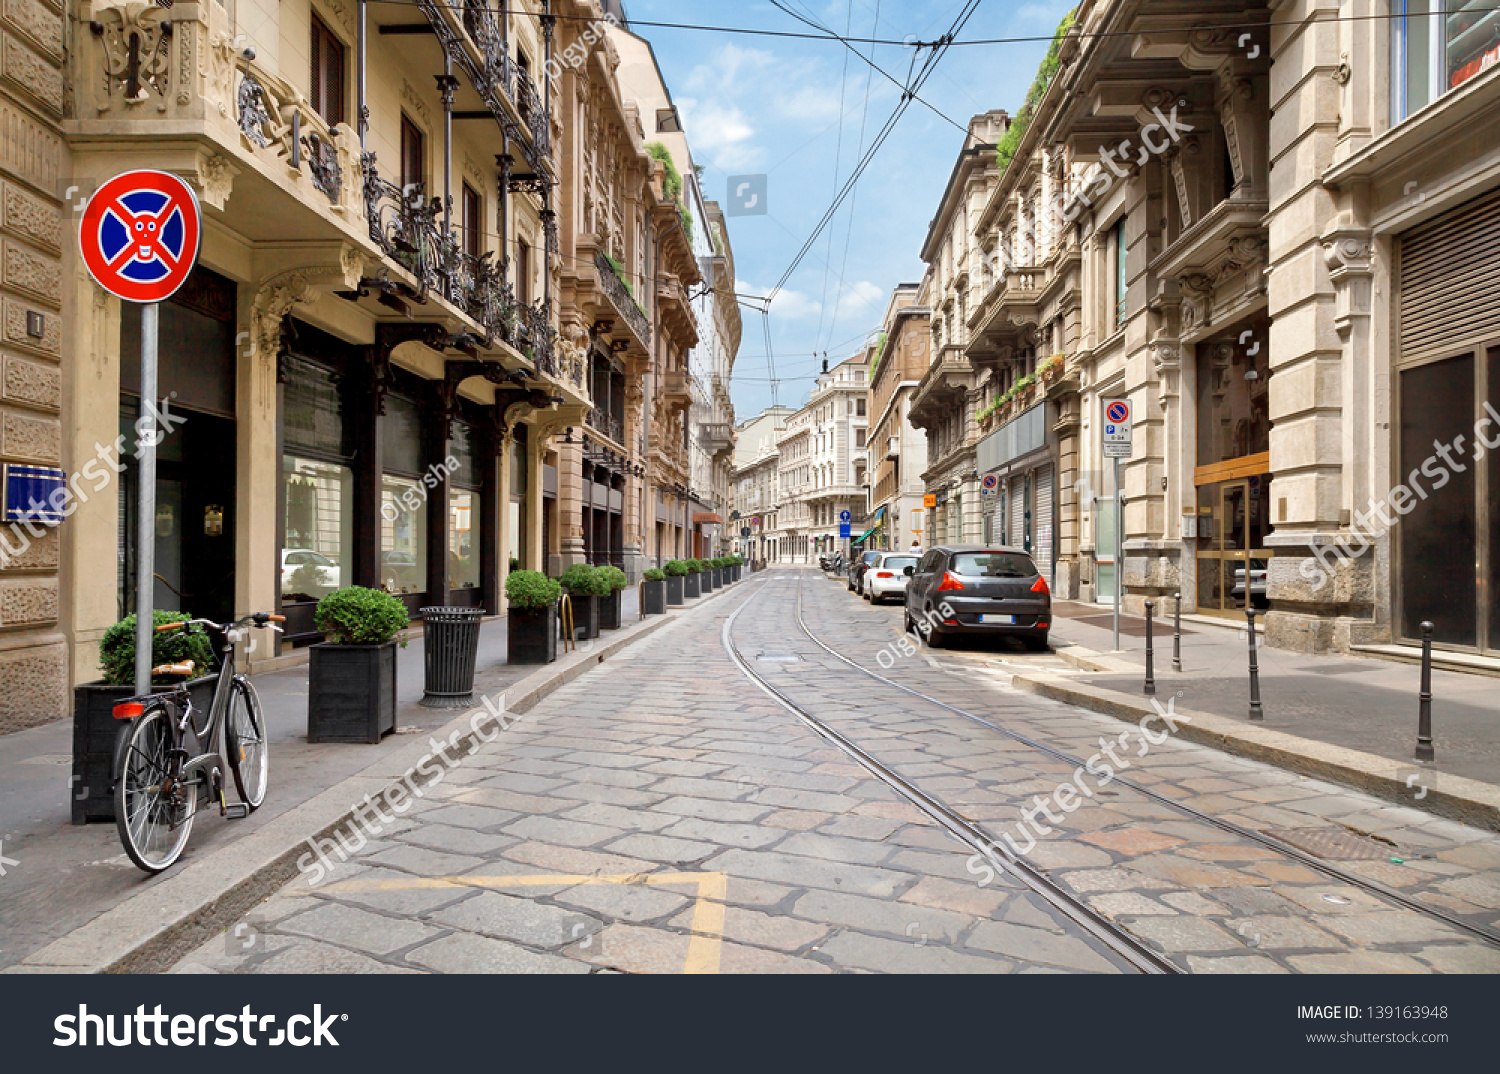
xmin=835 ymin=280 xmax=884 ymax=312
xmin=737 ymin=278 xmax=822 ymax=320
xmin=677 ymin=98 xmax=762 ymax=172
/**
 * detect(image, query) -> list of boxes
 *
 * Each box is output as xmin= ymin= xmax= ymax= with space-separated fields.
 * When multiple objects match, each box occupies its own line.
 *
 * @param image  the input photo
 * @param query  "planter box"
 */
xmin=702 ymin=569 xmax=716 ymax=593
xmin=71 ymin=674 xmax=218 ymax=824
xmin=508 ymin=603 xmax=557 ymax=664
xmin=733 ymin=565 xmax=742 ymax=581
xmin=685 ymin=572 xmax=701 ymax=599
xmin=566 ymin=593 xmax=600 ymax=639
xmin=641 ymin=579 xmax=667 ymax=615
xmin=666 ymin=575 xmax=684 ymax=605
xmin=309 ymin=641 xmax=397 ymax=744
xmin=600 ymin=589 xmax=623 ymax=630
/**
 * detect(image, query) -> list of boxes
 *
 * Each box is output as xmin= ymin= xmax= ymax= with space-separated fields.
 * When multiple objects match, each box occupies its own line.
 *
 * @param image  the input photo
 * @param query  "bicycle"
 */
xmin=111 ymin=612 xmax=283 ymax=874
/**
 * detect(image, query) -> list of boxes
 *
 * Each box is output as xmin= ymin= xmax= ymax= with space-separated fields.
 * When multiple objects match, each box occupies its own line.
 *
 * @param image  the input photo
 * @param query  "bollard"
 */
xmin=1172 ymin=591 xmax=1182 ymax=673
xmin=1144 ymin=600 xmax=1156 ymax=695
xmin=1246 ymin=606 xmax=1264 ymax=721
xmin=1416 ymin=620 xmax=1435 ymax=762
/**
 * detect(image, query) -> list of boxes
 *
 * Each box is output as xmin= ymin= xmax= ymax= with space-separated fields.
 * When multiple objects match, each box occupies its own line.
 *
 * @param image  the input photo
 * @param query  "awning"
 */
xmin=855 ymin=526 xmax=879 ymax=543
xmin=694 ymin=513 xmax=722 ymax=524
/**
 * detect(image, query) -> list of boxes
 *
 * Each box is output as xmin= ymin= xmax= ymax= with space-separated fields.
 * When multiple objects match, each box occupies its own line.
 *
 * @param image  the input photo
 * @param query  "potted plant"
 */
xmin=560 ymin=564 xmax=606 ymax=640
xmin=72 ymin=611 xmax=218 ymax=824
xmin=729 ymin=553 xmax=744 ymax=581
xmin=663 ymin=559 xmax=688 ymax=605
xmin=308 ymin=586 xmax=409 ymax=744
xmin=701 ymin=556 xmax=717 ymax=592
xmin=709 ymin=556 xmax=724 ymax=587
xmin=684 ymin=558 xmax=703 ymax=599
xmin=597 ymin=566 xmax=629 ymax=629
xmin=641 ymin=568 xmax=667 ymax=615
xmin=506 ymin=569 xmax=561 ymax=664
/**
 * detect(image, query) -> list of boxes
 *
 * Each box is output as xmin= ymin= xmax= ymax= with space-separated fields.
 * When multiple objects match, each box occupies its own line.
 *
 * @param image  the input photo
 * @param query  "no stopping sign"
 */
xmin=79 ymin=170 xmax=202 ymax=303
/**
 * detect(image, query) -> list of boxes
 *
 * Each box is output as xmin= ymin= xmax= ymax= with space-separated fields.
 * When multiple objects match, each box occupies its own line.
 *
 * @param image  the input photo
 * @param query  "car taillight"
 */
xmin=935 ymin=571 xmax=964 ymax=592
xmin=876 ymin=571 xmax=895 ymax=578
xmin=1030 ymin=575 xmax=1050 ymax=595
xmin=112 ymin=701 xmax=144 ymax=720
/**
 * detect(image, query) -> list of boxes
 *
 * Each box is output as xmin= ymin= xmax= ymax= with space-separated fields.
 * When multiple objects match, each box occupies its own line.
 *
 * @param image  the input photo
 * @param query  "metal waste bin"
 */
xmin=419 ymin=606 xmax=484 ymax=708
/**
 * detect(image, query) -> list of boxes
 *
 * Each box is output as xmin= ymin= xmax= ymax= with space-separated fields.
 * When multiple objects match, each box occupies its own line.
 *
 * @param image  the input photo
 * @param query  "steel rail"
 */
xmin=721 ymin=575 xmax=1181 ymax=975
xmin=795 ymin=571 xmax=1500 ymax=950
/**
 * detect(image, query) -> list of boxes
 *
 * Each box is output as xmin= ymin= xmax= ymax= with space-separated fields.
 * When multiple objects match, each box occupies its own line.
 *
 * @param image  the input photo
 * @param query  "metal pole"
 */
xmin=1172 ymin=591 xmax=1182 ymax=672
xmin=1246 ymin=606 xmax=1263 ymax=721
xmin=1144 ymin=600 xmax=1156 ymax=695
xmin=356 ymin=0 xmax=367 ymax=150
xmin=133 ymin=302 xmax=159 ymax=695
xmin=1416 ymin=620 xmax=1435 ymax=761
xmin=1112 ymin=455 xmax=1121 ymax=652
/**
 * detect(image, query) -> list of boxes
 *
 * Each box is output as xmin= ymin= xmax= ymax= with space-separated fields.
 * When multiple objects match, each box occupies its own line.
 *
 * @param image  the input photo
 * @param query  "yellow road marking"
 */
xmin=310 ymin=870 xmax=728 ymax=974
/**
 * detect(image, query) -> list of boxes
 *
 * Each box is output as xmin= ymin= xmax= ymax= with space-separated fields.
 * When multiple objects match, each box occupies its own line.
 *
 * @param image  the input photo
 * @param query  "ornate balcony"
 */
xmin=594 ymin=251 xmax=652 ymax=349
xmin=586 ymin=407 xmax=625 ymax=446
xmin=700 ymin=423 xmax=734 ymax=455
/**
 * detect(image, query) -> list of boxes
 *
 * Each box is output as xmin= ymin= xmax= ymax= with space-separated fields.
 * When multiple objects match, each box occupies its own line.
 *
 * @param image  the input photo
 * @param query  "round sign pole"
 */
xmin=78 ymin=170 xmax=202 ymax=693
xmin=133 ymin=302 xmax=159 ymax=694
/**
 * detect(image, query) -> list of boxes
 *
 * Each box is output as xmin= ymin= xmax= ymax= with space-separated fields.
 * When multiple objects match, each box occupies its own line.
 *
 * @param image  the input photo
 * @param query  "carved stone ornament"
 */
xmin=195 ymin=154 xmax=238 ymax=210
xmin=96 ymin=5 xmax=171 ymax=104
xmin=238 ymin=70 xmax=272 ymax=148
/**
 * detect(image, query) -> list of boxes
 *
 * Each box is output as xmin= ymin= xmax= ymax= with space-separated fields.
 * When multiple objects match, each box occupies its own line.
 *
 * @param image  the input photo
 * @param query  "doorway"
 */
xmin=1195 ymin=476 xmax=1272 ymax=616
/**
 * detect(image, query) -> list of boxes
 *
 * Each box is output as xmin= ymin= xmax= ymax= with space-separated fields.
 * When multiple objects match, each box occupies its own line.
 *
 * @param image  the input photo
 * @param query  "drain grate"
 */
xmin=1262 ymin=827 xmax=1396 ymax=861
xmin=757 ymin=652 xmax=802 ymax=663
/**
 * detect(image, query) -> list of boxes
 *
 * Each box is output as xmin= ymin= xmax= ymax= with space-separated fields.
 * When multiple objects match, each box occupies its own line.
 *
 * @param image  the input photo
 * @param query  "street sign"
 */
xmin=80 ymin=170 xmax=202 ymax=694
xmin=839 ymin=509 xmax=851 ymax=522
xmin=750 ymin=515 xmax=760 ymax=527
xmin=981 ymin=474 xmax=998 ymax=496
xmin=1102 ymin=397 xmax=1132 ymax=459
xmin=79 ymin=170 xmax=202 ymax=303
xmin=923 ymin=493 xmax=937 ymax=508
xmin=839 ymin=523 xmax=851 ymax=538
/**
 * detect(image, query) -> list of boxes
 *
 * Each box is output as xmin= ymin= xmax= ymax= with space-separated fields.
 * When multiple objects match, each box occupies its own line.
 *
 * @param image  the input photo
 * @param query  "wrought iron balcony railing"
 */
xmin=514 ymin=73 xmax=550 ymax=159
xmin=587 ymin=407 xmax=625 ymax=445
xmin=360 ymin=154 xmax=578 ymax=388
xmin=594 ymin=251 xmax=652 ymax=348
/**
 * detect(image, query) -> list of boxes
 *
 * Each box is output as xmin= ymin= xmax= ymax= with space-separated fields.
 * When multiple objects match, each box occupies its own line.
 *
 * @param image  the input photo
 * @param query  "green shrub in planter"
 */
xmin=600 ymin=566 xmax=630 ymax=591
xmin=315 ymin=586 xmax=411 ymax=645
xmin=663 ymin=559 xmax=690 ymax=577
xmin=506 ymin=570 xmax=562 ymax=609
xmin=559 ymin=563 xmax=610 ymax=596
xmin=99 ymin=610 xmax=216 ymax=686
xmin=643 ymin=568 xmax=666 ymax=582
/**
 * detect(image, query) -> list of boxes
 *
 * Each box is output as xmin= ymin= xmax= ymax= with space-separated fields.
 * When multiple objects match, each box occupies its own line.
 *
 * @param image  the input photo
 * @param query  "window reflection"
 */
xmin=282 ymin=456 xmax=352 ymax=603
xmin=381 ymin=475 xmax=428 ymax=594
xmin=450 ymin=489 xmax=478 ymax=589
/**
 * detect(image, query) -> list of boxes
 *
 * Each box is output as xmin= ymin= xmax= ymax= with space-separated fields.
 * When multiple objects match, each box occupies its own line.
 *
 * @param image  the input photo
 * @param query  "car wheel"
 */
xmin=903 ymin=609 xmax=914 ymax=634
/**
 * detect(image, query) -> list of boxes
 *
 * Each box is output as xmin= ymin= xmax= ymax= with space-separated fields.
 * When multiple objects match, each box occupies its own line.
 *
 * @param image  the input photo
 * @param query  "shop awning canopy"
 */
xmin=855 ymin=525 xmax=879 ymax=543
xmin=694 ymin=513 xmax=722 ymax=524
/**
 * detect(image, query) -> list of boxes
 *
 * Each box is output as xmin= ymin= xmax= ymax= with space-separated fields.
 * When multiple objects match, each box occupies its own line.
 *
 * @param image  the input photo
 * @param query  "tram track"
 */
xmin=725 ymin=569 xmax=1500 ymax=972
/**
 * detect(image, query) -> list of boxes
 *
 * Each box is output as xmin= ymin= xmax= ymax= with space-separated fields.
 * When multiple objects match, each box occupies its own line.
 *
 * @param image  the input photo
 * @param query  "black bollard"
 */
xmin=1144 ymin=600 xmax=1156 ymax=695
xmin=1416 ymin=620 xmax=1435 ymax=762
xmin=1172 ymin=591 xmax=1182 ymax=673
xmin=1246 ymin=606 xmax=1264 ymax=721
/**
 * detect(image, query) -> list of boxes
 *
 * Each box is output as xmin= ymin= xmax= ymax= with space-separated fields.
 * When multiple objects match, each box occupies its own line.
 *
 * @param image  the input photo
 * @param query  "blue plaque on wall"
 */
xmin=3 ymin=464 xmax=67 ymax=523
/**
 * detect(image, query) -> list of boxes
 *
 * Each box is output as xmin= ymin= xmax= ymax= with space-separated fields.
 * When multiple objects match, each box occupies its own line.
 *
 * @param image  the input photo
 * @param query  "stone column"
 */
xmin=525 ymin=430 xmax=545 ymax=573
xmin=236 ymin=298 xmax=281 ymax=669
xmin=554 ymin=437 xmax=586 ymax=574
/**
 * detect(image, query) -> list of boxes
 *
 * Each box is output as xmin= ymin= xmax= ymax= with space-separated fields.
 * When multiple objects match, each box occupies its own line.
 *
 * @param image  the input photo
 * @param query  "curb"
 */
xmin=1008 ymin=668 xmax=1500 ymax=832
xmin=11 ymin=579 xmax=755 ymax=974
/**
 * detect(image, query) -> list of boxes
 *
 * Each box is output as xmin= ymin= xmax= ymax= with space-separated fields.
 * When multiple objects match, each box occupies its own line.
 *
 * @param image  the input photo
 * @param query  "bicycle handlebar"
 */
xmin=154 ymin=613 xmax=286 ymax=634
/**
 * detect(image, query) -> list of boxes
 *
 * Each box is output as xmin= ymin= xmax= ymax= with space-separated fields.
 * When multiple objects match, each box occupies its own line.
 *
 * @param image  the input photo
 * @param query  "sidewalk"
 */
xmin=1019 ymin=605 xmax=1500 ymax=828
xmin=0 ymin=584 xmax=665 ymax=969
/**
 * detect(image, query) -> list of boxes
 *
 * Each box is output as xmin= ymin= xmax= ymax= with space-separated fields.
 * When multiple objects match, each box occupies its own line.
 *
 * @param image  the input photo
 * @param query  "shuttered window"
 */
xmin=1399 ymin=183 xmax=1500 ymax=364
xmin=462 ymin=183 xmax=481 ymax=257
xmin=309 ymin=14 xmax=345 ymax=129
xmin=401 ymin=116 xmax=424 ymax=193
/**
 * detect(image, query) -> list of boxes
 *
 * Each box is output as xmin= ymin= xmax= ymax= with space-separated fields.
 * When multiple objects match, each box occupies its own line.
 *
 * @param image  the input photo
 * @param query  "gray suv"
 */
xmin=902 ymin=544 xmax=1051 ymax=651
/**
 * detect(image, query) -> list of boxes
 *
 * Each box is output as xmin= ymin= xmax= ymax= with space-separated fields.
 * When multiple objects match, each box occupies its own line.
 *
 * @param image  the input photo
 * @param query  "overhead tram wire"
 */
xmin=764 ymin=0 xmax=984 ymax=307
xmin=811 ymin=0 xmax=856 ymax=354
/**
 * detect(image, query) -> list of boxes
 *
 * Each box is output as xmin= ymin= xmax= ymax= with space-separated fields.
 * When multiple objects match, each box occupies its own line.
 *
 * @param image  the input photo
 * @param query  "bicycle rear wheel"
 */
xmin=114 ymin=707 xmax=194 ymax=873
xmin=226 ymin=678 xmax=268 ymax=809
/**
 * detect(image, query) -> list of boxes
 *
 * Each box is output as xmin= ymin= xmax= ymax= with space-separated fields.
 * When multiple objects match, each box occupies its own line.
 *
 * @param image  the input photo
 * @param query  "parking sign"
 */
xmin=1103 ymin=398 xmax=1132 ymax=458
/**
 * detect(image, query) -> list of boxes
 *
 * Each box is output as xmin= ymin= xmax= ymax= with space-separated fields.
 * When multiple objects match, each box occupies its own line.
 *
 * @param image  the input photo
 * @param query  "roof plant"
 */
xmin=994 ymin=10 xmax=1076 ymax=176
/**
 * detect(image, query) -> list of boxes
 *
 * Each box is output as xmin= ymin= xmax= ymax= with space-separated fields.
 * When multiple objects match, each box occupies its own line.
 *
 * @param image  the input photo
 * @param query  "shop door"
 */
xmin=1196 ymin=478 xmax=1272 ymax=615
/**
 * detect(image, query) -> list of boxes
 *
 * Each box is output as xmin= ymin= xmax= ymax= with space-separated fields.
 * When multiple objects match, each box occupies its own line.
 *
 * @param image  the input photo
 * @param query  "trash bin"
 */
xmin=419 ymin=606 xmax=484 ymax=708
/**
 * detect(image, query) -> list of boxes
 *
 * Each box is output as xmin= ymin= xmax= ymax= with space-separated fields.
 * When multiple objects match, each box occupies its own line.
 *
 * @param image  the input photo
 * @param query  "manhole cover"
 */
xmin=1262 ymin=827 xmax=1395 ymax=860
xmin=19 ymin=754 xmax=70 ymax=766
xmin=757 ymin=652 xmax=802 ymax=663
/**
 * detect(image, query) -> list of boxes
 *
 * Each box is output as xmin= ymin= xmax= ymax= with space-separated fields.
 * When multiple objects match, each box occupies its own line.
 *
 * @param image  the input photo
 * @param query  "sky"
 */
xmin=625 ymin=0 xmax=1073 ymax=422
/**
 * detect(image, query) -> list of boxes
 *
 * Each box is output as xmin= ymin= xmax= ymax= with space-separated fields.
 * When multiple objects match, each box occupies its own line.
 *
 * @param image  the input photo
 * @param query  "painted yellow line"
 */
xmin=310 ymin=870 xmax=728 ymax=973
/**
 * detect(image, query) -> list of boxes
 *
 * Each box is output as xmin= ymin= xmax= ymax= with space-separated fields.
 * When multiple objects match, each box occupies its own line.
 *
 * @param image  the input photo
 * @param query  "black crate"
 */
xmin=71 ymin=675 xmax=218 ymax=825
xmin=308 ymin=641 xmax=397 ymax=744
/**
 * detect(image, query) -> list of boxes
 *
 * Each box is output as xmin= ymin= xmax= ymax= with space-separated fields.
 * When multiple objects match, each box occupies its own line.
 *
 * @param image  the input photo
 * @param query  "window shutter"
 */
xmin=1399 ymin=184 xmax=1500 ymax=364
xmin=324 ymin=29 xmax=344 ymax=127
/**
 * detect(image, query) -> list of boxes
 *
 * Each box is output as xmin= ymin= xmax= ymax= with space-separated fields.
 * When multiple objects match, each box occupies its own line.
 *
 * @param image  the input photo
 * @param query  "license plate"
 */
xmin=979 ymin=614 xmax=1016 ymax=625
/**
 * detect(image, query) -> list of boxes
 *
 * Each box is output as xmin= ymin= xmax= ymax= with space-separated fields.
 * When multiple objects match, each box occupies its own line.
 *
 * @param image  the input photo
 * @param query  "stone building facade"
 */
xmin=866 ymin=284 xmax=929 ymax=552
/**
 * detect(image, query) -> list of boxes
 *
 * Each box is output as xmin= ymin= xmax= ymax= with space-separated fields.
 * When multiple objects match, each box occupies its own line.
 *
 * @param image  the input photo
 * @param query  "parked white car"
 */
xmin=863 ymin=553 xmax=919 ymax=604
xmin=281 ymin=549 xmax=341 ymax=596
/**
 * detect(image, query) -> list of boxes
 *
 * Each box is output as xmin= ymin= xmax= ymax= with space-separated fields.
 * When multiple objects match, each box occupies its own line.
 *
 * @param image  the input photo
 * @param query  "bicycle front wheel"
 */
xmin=226 ymin=678 xmax=269 ymax=809
xmin=114 ymin=707 xmax=194 ymax=873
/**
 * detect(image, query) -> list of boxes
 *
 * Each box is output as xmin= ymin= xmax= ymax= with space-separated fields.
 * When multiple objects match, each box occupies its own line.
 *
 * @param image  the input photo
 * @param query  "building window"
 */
xmin=1392 ymin=0 xmax=1499 ymax=123
xmin=310 ymin=14 xmax=345 ymax=128
xmin=517 ymin=239 xmax=531 ymax=305
xmin=462 ymin=183 xmax=482 ymax=258
xmin=856 ymin=429 xmax=866 ymax=448
xmin=401 ymin=115 xmax=424 ymax=192
xmin=856 ymin=397 xmax=866 ymax=417
xmin=1113 ymin=218 xmax=1128 ymax=329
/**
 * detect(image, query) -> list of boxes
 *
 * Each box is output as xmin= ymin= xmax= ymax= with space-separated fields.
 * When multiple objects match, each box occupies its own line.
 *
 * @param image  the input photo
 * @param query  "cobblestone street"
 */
xmin=174 ymin=571 xmax=1500 ymax=975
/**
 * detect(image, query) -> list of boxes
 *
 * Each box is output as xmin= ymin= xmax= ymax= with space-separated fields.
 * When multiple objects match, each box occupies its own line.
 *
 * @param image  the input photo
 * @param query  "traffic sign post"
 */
xmin=80 ymin=170 xmax=202 ymax=692
xmin=1102 ymin=398 xmax=1132 ymax=652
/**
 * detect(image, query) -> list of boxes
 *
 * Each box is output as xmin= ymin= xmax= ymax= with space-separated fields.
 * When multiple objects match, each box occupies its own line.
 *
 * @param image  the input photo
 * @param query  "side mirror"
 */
xmin=903 ymin=566 xmax=915 ymax=577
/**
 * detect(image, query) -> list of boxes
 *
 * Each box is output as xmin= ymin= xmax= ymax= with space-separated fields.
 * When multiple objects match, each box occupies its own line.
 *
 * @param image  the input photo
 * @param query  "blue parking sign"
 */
xmin=839 ymin=523 xmax=851 ymax=538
